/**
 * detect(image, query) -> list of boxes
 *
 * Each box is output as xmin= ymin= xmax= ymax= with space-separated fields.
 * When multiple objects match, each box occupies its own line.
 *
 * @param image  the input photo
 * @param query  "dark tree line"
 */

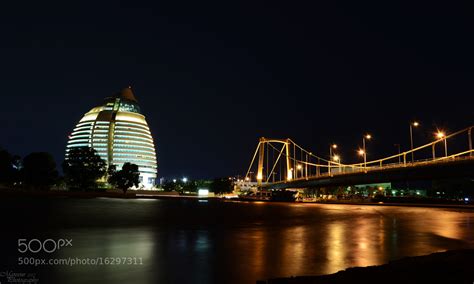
xmin=62 ymin=147 xmax=107 ymax=190
xmin=0 ymin=146 xmax=140 ymax=192
xmin=107 ymin=163 xmax=140 ymax=193
xmin=0 ymin=148 xmax=58 ymax=190
xmin=161 ymin=177 xmax=233 ymax=194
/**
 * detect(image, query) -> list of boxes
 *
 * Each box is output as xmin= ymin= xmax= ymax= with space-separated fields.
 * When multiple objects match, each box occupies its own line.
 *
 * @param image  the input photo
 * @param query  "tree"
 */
xmin=108 ymin=162 xmax=140 ymax=193
xmin=162 ymin=180 xmax=181 ymax=192
xmin=11 ymin=155 xmax=23 ymax=185
xmin=210 ymin=177 xmax=233 ymax=194
xmin=62 ymin=147 xmax=107 ymax=190
xmin=107 ymin=164 xmax=117 ymax=177
xmin=0 ymin=148 xmax=14 ymax=185
xmin=22 ymin=152 xmax=58 ymax=190
xmin=182 ymin=180 xmax=197 ymax=193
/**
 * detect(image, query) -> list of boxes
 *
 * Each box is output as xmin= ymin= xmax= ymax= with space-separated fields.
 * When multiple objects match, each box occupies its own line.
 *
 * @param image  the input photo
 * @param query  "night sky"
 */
xmin=1 ymin=1 xmax=473 ymax=179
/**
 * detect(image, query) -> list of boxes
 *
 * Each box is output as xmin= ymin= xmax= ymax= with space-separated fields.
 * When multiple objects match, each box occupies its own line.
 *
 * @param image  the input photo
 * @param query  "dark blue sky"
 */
xmin=1 ymin=1 xmax=473 ymax=179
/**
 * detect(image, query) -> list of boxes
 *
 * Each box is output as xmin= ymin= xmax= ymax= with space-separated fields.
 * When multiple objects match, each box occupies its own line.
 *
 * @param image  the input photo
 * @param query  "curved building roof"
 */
xmin=65 ymin=87 xmax=157 ymax=189
xmin=120 ymin=86 xmax=138 ymax=102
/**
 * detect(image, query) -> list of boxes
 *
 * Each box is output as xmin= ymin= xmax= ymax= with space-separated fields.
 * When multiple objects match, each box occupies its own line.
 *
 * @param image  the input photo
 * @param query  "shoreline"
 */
xmin=258 ymin=249 xmax=474 ymax=284
xmin=299 ymin=200 xmax=474 ymax=209
xmin=0 ymin=189 xmax=473 ymax=209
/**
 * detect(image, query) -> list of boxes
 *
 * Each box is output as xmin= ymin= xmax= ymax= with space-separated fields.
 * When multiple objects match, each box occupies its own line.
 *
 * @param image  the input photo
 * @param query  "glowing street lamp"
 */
xmin=436 ymin=131 xmax=448 ymax=157
xmin=296 ymin=164 xmax=303 ymax=170
xmin=362 ymin=134 xmax=371 ymax=168
xmin=329 ymin=144 xmax=338 ymax=175
xmin=182 ymin=177 xmax=188 ymax=183
xmin=410 ymin=121 xmax=420 ymax=162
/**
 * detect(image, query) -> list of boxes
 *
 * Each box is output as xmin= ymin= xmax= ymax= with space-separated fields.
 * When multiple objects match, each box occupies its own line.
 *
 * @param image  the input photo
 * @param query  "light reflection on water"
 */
xmin=1 ymin=198 xmax=474 ymax=284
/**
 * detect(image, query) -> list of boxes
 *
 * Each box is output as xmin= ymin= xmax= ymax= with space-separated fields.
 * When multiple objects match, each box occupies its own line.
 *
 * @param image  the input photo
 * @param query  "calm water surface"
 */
xmin=1 ymin=198 xmax=474 ymax=283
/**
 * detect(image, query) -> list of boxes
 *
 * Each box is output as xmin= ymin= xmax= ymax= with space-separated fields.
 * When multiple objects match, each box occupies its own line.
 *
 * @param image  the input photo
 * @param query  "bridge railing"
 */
xmin=245 ymin=125 xmax=473 ymax=183
xmin=288 ymin=150 xmax=474 ymax=181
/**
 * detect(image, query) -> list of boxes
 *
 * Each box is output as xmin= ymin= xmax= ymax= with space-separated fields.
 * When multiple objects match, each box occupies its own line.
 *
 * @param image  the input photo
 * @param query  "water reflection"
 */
xmin=1 ymin=198 xmax=474 ymax=284
xmin=280 ymin=225 xmax=306 ymax=275
xmin=325 ymin=222 xmax=346 ymax=272
xmin=49 ymin=228 xmax=155 ymax=284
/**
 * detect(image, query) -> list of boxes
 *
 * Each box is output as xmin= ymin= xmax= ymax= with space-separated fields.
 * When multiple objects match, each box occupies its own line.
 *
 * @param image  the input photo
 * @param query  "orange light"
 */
xmin=412 ymin=121 xmax=419 ymax=127
xmin=358 ymin=149 xmax=365 ymax=156
xmin=436 ymin=131 xmax=445 ymax=139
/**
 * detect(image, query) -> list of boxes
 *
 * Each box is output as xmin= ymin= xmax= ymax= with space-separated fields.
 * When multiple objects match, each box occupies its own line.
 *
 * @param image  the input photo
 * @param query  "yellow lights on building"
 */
xmin=115 ymin=112 xmax=148 ymax=124
xmin=79 ymin=112 xmax=100 ymax=122
xmin=65 ymin=87 xmax=158 ymax=189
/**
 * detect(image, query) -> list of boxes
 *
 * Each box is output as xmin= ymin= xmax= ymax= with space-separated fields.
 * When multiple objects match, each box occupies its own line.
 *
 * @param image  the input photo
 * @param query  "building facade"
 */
xmin=66 ymin=87 xmax=157 ymax=189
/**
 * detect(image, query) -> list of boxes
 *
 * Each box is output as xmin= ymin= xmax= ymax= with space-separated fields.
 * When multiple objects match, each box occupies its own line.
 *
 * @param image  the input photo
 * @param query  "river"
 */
xmin=0 ymin=197 xmax=473 ymax=283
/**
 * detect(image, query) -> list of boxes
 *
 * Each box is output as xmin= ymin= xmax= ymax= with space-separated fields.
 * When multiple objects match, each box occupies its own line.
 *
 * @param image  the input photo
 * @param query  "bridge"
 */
xmin=244 ymin=125 xmax=474 ymax=189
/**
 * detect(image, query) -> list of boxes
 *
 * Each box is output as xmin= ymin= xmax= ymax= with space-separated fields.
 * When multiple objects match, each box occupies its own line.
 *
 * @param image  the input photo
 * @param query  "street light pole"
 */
xmin=410 ymin=121 xmax=419 ymax=162
xmin=329 ymin=144 xmax=337 ymax=175
xmin=305 ymin=153 xmax=308 ymax=179
xmin=363 ymin=137 xmax=366 ymax=167
xmin=469 ymin=127 xmax=473 ymax=156
xmin=444 ymin=138 xmax=448 ymax=157
xmin=329 ymin=146 xmax=332 ymax=175
xmin=435 ymin=131 xmax=447 ymax=158
xmin=362 ymin=135 xmax=371 ymax=168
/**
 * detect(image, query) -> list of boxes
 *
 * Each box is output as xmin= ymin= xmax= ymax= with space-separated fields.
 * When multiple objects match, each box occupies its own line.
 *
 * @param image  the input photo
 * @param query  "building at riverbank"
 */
xmin=65 ymin=87 xmax=157 ymax=189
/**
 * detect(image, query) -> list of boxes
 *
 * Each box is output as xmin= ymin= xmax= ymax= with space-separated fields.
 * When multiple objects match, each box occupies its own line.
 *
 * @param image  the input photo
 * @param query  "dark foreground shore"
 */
xmin=259 ymin=250 xmax=474 ymax=284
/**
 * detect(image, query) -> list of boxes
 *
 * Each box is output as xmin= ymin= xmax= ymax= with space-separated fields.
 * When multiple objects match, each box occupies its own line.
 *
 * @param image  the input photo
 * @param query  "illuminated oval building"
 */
xmin=66 ymin=87 xmax=157 ymax=189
